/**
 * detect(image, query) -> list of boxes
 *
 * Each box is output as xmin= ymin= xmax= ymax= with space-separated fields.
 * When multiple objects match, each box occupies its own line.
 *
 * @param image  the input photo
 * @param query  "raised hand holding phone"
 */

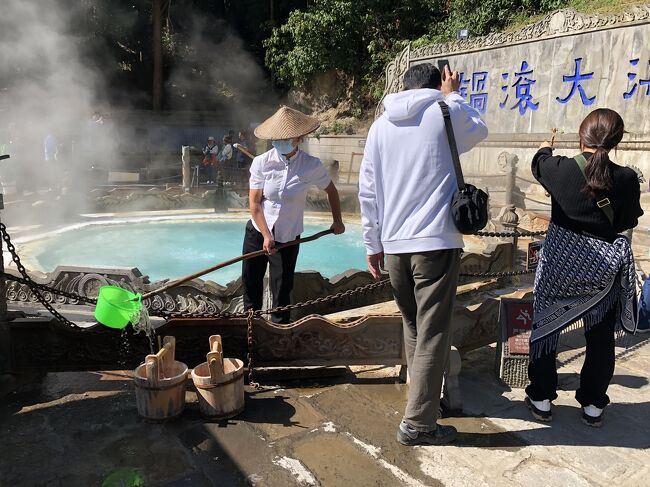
xmin=441 ymin=65 xmax=460 ymax=96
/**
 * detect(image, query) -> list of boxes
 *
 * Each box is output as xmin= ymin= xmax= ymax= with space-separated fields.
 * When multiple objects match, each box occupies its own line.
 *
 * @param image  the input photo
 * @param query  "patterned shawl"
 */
xmin=530 ymin=222 xmax=638 ymax=359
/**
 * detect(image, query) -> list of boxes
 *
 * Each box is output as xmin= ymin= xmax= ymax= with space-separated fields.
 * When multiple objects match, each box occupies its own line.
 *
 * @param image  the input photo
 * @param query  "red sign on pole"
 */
xmin=527 ymin=240 xmax=543 ymax=271
xmin=500 ymin=299 xmax=534 ymax=354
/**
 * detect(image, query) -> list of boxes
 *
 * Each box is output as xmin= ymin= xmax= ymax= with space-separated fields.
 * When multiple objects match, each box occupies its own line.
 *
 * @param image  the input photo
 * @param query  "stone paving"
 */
xmin=1 ymin=327 xmax=648 ymax=487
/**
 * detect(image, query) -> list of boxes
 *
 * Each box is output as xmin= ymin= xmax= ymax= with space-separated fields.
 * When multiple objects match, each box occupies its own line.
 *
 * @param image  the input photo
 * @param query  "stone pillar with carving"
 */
xmin=497 ymin=151 xmax=520 ymax=269
xmin=181 ymin=146 xmax=191 ymax=193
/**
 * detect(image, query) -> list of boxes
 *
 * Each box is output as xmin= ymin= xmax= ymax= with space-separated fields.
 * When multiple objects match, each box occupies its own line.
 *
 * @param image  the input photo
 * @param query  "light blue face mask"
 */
xmin=272 ymin=139 xmax=296 ymax=155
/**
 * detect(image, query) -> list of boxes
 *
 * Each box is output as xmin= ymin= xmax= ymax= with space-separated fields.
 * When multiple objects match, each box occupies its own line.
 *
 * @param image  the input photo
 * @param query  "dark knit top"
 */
xmin=532 ymin=147 xmax=644 ymax=242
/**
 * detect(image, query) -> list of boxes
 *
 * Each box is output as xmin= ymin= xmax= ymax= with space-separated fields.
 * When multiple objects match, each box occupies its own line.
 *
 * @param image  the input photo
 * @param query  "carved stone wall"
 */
xmin=376 ymin=7 xmax=650 ymax=180
xmin=6 ymin=314 xmax=406 ymax=371
xmin=5 ymin=281 xmax=533 ymax=372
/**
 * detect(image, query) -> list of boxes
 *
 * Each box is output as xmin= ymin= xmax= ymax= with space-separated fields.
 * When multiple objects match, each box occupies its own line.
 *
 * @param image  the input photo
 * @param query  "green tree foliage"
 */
xmin=265 ymin=0 xmax=444 ymax=102
xmin=264 ymin=0 xmax=573 ymax=107
xmin=23 ymin=0 xmax=303 ymax=110
xmin=423 ymin=0 xmax=566 ymax=44
xmin=264 ymin=1 xmax=362 ymax=85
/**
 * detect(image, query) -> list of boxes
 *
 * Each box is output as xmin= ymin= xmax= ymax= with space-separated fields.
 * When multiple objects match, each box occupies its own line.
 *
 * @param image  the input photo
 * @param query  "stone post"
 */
xmin=181 ymin=146 xmax=191 ymax=192
xmin=497 ymin=151 xmax=520 ymax=269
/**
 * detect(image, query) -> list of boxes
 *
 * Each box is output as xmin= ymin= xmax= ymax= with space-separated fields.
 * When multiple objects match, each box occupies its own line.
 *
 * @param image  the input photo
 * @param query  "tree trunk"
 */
xmin=152 ymin=0 xmax=163 ymax=111
xmin=269 ymin=0 xmax=274 ymax=26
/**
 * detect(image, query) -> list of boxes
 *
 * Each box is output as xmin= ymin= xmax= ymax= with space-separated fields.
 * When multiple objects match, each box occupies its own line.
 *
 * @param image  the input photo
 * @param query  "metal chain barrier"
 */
xmin=0 ymin=219 xmax=544 ymax=387
xmin=459 ymin=269 xmax=535 ymax=278
xmin=474 ymin=229 xmax=547 ymax=238
xmin=0 ymin=219 xmax=543 ymax=379
xmin=0 ymin=223 xmax=86 ymax=330
xmin=246 ymin=309 xmax=261 ymax=389
xmin=256 ymin=278 xmax=391 ymax=317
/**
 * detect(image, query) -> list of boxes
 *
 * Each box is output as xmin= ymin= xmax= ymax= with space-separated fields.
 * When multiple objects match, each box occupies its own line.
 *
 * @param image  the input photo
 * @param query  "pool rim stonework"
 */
xmin=4 ymin=208 xmax=515 ymax=323
xmin=11 ymin=210 xmax=365 ymax=281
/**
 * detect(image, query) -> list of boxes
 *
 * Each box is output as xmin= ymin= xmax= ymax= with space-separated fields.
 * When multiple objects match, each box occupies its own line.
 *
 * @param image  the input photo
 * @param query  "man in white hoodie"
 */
xmin=359 ymin=63 xmax=488 ymax=446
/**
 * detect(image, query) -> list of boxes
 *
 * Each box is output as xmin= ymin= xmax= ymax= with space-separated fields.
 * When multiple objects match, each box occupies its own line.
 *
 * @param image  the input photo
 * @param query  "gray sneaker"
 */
xmin=396 ymin=420 xmax=458 ymax=446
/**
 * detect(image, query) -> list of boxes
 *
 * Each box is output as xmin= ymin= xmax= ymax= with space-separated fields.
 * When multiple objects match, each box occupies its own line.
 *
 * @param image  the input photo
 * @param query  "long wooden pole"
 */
xmin=140 ymin=229 xmax=333 ymax=300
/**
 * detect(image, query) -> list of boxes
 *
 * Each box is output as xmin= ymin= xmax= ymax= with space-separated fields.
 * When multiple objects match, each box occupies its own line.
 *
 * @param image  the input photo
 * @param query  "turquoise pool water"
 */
xmin=25 ymin=219 xmax=367 ymax=284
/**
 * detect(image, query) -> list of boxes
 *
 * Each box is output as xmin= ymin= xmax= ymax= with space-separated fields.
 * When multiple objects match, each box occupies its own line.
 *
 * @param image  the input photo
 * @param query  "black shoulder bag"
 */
xmin=438 ymin=101 xmax=489 ymax=234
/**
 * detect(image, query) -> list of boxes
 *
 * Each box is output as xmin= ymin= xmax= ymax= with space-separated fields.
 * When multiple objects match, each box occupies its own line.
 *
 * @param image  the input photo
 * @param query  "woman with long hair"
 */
xmin=525 ymin=108 xmax=643 ymax=427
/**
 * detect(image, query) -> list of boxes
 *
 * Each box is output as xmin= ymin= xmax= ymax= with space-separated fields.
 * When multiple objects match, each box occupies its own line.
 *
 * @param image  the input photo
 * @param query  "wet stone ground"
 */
xmin=1 ymin=333 xmax=649 ymax=486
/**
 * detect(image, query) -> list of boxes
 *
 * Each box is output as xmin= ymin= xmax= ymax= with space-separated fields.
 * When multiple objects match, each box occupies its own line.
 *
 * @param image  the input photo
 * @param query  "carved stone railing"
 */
xmin=5 ymin=238 xmax=514 ymax=320
xmin=5 ymin=279 xmax=534 ymax=372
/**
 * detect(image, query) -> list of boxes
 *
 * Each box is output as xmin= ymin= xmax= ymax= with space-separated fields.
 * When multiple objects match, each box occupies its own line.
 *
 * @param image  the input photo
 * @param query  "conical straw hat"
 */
xmin=254 ymin=106 xmax=320 ymax=140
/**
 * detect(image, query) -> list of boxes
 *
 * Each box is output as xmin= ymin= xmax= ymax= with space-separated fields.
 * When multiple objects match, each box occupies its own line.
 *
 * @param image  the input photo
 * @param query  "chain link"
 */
xmin=474 ymin=229 xmax=547 ymax=238
xmin=258 ymin=278 xmax=391 ymax=316
xmin=246 ymin=309 xmax=260 ymax=389
xmin=0 ymin=223 xmax=86 ymax=330
xmin=459 ymin=269 xmax=535 ymax=278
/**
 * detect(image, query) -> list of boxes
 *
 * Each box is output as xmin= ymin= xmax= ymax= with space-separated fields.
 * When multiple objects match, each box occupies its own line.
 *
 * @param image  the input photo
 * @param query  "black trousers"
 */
xmin=241 ymin=220 xmax=299 ymax=324
xmin=526 ymin=307 xmax=617 ymax=409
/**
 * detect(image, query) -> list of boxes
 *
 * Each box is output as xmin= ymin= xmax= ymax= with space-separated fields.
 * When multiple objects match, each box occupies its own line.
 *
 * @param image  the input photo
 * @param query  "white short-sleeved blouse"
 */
xmin=249 ymin=148 xmax=331 ymax=243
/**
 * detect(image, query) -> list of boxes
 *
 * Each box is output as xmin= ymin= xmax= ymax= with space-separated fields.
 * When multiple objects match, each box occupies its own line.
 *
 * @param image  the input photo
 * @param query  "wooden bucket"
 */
xmin=191 ymin=335 xmax=245 ymax=419
xmin=133 ymin=336 xmax=188 ymax=421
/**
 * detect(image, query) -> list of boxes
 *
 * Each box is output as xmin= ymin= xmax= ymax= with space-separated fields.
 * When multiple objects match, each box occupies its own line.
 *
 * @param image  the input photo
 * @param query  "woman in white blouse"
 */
xmin=243 ymin=106 xmax=345 ymax=323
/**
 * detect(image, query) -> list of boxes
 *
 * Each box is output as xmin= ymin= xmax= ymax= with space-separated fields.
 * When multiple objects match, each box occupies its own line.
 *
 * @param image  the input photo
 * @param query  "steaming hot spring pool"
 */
xmin=17 ymin=216 xmax=368 ymax=284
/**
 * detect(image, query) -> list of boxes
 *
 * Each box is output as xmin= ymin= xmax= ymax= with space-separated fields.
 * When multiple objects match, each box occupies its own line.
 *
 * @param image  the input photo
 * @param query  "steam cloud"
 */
xmin=167 ymin=12 xmax=280 ymax=122
xmin=0 ymin=1 xmax=279 ymax=229
xmin=0 ymin=0 xmax=119 ymax=225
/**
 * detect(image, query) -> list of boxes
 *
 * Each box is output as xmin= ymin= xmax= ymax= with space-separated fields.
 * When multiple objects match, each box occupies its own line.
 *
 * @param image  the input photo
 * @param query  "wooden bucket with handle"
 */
xmin=191 ymin=335 xmax=245 ymax=419
xmin=133 ymin=336 xmax=188 ymax=421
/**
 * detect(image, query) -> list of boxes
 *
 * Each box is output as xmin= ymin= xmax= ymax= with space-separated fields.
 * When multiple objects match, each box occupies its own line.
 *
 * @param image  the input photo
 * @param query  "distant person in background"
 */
xmin=5 ymin=122 xmax=27 ymax=195
xmin=235 ymin=130 xmax=254 ymax=184
xmin=44 ymin=133 xmax=57 ymax=163
xmin=43 ymin=132 xmax=58 ymax=190
xmin=56 ymin=135 xmax=70 ymax=194
xmin=218 ymin=134 xmax=234 ymax=182
xmin=202 ymin=136 xmax=219 ymax=184
xmin=235 ymin=130 xmax=253 ymax=169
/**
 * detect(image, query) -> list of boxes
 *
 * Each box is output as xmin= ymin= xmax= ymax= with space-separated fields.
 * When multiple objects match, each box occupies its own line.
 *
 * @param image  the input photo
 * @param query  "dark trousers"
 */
xmin=526 ymin=307 xmax=617 ymax=409
xmin=385 ymin=248 xmax=461 ymax=431
xmin=241 ymin=220 xmax=299 ymax=324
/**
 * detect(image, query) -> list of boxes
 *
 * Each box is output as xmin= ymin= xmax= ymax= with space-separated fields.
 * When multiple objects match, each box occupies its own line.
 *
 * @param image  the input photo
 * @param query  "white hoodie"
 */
xmin=359 ymin=89 xmax=488 ymax=255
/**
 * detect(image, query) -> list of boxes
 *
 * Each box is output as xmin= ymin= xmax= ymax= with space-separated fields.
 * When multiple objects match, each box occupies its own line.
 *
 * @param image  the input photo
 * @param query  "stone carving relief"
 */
xmin=6 ymin=237 xmax=514 ymax=321
xmin=376 ymin=7 xmax=650 ymax=118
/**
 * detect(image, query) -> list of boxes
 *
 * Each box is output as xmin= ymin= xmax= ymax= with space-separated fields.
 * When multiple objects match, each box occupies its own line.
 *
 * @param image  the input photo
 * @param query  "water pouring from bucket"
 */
xmin=93 ymin=229 xmax=334 ymax=328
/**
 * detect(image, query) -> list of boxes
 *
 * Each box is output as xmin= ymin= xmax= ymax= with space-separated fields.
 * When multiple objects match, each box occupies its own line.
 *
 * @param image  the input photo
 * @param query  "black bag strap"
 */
xmin=438 ymin=101 xmax=465 ymax=190
xmin=574 ymin=153 xmax=614 ymax=225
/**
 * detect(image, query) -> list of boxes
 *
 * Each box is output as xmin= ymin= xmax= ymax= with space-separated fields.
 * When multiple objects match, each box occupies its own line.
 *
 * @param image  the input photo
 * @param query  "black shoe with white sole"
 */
xmin=581 ymin=405 xmax=603 ymax=427
xmin=525 ymin=396 xmax=553 ymax=422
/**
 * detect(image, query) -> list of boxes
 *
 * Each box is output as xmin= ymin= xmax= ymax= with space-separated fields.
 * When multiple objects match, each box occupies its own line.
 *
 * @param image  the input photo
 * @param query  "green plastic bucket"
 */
xmin=95 ymin=285 xmax=142 ymax=329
